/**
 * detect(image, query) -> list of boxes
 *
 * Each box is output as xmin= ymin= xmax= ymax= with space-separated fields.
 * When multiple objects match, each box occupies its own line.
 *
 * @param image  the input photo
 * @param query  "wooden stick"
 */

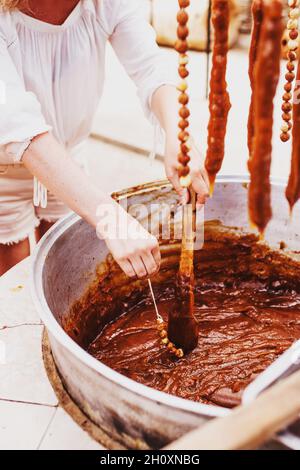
xmin=168 ymin=188 xmax=199 ymax=353
xmin=179 ymin=187 xmax=197 ymax=274
xmin=165 ymin=369 xmax=300 ymax=450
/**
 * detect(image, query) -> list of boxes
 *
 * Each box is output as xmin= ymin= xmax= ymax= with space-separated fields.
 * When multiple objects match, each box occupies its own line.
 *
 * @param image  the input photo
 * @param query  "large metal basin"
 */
xmin=30 ymin=176 xmax=300 ymax=449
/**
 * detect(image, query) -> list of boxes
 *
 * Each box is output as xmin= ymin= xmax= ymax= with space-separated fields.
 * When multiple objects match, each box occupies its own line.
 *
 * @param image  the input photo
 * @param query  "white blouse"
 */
xmin=0 ymin=0 xmax=173 ymax=165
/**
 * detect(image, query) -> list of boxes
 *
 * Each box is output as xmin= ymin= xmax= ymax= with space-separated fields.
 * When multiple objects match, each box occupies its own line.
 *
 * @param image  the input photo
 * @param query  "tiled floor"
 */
xmin=0 ymin=40 xmax=296 ymax=449
xmin=0 ymin=258 xmax=104 ymax=450
xmin=0 ymin=400 xmax=56 ymax=451
xmin=39 ymin=408 xmax=103 ymax=450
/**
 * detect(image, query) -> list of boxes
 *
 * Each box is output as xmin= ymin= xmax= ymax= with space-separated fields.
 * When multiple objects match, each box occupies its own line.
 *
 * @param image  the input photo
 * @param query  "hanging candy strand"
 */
xmin=285 ymin=57 xmax=300 ymax=212
xmin=247 ymin=0 xmax=263 ymax=158
xmin=248 ymin=0 xmax=283 ymax=234
xmin=280 ymin=0 xmax=299 ymax=142
xmin=176 ymin=0 xmax=192 ymax=189
xmin=205 ymin=0 xmax=212 ymax=99
xmin=204 ymin=0 xmax=231 ymax=195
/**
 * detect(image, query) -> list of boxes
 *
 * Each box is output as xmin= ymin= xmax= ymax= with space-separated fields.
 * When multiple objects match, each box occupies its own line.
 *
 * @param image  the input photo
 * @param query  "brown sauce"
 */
xmin=64 ymin=222 xmax=300 ymax=409
xmin=87 ymin=276 xmax=300 ymax=408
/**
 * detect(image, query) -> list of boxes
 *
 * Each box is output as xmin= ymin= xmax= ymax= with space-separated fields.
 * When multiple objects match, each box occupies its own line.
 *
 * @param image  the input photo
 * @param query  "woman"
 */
xmin=0 ymin=0 xmax=209 ymax=277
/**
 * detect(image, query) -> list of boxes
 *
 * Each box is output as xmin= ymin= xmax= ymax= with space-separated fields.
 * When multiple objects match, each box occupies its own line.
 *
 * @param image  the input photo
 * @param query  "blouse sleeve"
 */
xmin=109 ymin=0 xmax=176 ymax=126
xmin=0 ymin=31 xmax=51 ymax=165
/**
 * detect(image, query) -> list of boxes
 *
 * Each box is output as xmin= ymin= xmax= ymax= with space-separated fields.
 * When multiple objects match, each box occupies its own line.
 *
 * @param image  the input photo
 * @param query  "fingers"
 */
xmin=169 ymin=167 xmax=208 ymax=206
xmin=131 ymin=242 xmax=161 ymax=279
xmin=166 ymin=167 xmax=185 ymax=201
xmin=166 ymin=145 xmax=210 ymax=206
xmin=142 ymin=251 xmax=159 ymax=276
xmin=201 ymin=166 xmax=210 ymax=191
xmin=130 ymin=255 xmax=147 ymax=279
xmin=123 ymin=245 xmax=161 ymax=279
xmin=108 ymin=208 xmax=162 ymax=279
xmin=118 ymin=258 xmax=136 ymax=278
xmin=191 ymin=170 xmax=210 ymax=205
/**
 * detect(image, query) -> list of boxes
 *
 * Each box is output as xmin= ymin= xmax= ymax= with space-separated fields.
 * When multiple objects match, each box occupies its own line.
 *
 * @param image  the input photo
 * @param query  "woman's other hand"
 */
xmin=164 ymin=136 xmax=210 ymax=206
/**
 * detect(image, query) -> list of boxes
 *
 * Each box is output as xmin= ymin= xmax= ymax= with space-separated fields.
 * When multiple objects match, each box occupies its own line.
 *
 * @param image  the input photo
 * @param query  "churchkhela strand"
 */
xmin=280 ymin=0 xmax=299 ymax=143
xmin=286 ymin=57 xmax=300 ymax=212
xmin=155 ymin=0 xmax=195 ymax=359
xmin=248 ymin=0 xmax=283 ymax=235
xmin=247 ymin=0 xmax=263 ymax=158
xmin=204 ymin=0 xmax=231 ymax=195
xmin=165 ymin=0 xmax=199 ymax=355
xmin=176 ymin=0 xmax=192 ymax=188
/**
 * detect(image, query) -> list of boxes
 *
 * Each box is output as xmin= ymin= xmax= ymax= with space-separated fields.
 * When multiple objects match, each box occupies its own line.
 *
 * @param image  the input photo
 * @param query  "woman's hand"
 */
xmin=97 ymin=203 xmax=161 ymax=279
xmin=164 ymin=136 xmax=210 ymax=205
xmin=151 ymin=85 xmax=210 ymax=204
xmin=23 ymin=133 xmax=160 ymax=280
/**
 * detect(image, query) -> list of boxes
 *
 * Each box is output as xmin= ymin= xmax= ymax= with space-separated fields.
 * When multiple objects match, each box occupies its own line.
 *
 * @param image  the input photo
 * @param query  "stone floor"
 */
xmin=0 ymin=40 xmax=296 ymax=449
xmin=0 ymin=258 xmax=104 ymax=450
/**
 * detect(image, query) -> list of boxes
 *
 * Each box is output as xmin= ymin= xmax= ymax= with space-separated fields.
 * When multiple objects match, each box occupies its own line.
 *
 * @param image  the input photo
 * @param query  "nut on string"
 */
xmin=148 ymin=279 xmax=184 ymax=358
xmin=157 ymin=318 xmax=184 ymax=358
xmin=180 ymin=174 xmax=192 ymax=188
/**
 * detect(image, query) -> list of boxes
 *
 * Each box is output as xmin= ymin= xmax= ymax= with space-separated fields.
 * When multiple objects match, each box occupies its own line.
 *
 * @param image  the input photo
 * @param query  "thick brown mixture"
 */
xmin=64 ymin=222 xmax=300 ymax=409
xmin=88 ymin=276 xmax=300 ymax=408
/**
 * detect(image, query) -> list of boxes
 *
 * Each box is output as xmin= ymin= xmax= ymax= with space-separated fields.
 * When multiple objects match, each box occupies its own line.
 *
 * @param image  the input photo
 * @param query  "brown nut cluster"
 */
xmin=157 ymin=319 xmax=184 ymax=358
xmin=281 ymin=0 xmax=299 ymax=142
xmin=176 ymin=0 xmax=191 ymax=188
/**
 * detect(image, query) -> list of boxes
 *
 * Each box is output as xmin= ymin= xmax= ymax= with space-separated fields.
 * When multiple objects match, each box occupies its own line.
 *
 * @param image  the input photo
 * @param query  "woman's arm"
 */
xmin=22 ymin=132 xmax=160 ymax=278
xmin=151 ymin=85 xmax=209 ymax=205
xmin=0 ymin=30 xmax=50 ymax=165
xmin=108 ymin=4 xmax=209 ymax=205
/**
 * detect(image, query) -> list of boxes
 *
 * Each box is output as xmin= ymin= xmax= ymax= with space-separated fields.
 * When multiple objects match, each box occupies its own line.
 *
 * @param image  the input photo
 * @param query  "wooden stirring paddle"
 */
xmin=168 ymin=187 xmax=199 ymax=353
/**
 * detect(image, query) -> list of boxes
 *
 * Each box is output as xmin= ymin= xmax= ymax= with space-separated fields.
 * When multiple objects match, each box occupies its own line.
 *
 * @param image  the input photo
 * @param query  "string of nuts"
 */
xmin=280 ymin=0 xmax=299 ymax=142
xmin=157 ymin=318 xmax=184 ymax=358
xmin=154 ymin=0 xmax=192 ymax=359
xmin=176 ymin=0 xmax=192 ymax=189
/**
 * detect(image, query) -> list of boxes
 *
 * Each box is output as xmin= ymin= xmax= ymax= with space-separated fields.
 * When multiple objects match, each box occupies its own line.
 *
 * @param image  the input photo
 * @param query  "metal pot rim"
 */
xmin=30 ymin=175 xmax=286 ymax=417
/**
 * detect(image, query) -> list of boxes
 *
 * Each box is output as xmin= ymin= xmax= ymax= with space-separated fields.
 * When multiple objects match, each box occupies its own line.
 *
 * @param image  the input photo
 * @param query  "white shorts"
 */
xmin=0 ymin=144 xmax=88 ymax=244
xmin=0 ymin=165 xmax=70 ymax=244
